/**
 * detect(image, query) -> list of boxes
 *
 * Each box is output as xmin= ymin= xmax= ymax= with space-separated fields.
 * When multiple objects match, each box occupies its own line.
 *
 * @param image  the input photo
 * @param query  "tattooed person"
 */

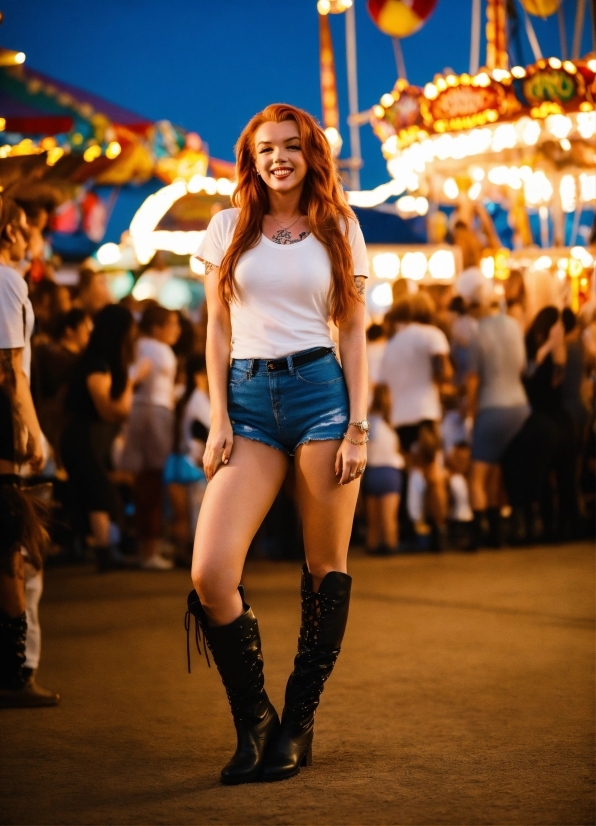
xmin=186 ymin=104 xmax=369 ymax=784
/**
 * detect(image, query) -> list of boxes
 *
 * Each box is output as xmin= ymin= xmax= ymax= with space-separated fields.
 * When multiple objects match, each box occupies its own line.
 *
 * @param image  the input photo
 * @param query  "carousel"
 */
xmin=364 ymin=0 xmax=595 ymax=312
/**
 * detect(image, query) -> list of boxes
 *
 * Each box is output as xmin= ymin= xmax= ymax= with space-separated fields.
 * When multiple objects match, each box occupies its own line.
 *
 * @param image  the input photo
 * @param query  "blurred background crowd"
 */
xmin=1 ymin=189 xmax=594 ymax=706
xmin=1 ymin=195 xmax=594 ymax=574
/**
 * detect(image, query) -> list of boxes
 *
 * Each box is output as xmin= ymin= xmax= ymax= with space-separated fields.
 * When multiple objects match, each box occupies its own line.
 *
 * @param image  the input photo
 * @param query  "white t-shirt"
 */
xmin=195 ymin=208 xmax=369 ymax=359
xmin=366 ymin=413 xmax=404 ymax=469
xmin=133 ymin=337 xmax=177 ymax=410
xmin=379 ymin=322 xmax=450 ymax=427
xmin=0 ymin=264 xmax=35 ymax=382
xmin=181 ymin=388 xmax=210 ymax=455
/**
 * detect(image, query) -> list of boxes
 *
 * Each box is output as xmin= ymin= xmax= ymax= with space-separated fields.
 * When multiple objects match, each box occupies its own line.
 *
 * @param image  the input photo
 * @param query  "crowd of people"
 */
xmin=0 ymin=192 xmax=594 ymax=706
xmin=365 ymin=272 xmax=595 ymax=553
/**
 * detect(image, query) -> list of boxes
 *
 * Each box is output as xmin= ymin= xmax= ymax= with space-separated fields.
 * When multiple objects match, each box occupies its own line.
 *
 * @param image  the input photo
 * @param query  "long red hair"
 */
xmin=219 ymin=103 xmax=360 ymax=324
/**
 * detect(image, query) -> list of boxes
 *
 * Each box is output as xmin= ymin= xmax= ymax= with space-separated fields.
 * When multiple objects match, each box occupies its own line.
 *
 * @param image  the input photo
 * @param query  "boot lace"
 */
xmin=184 ymin=610 xmax=211 ymax=672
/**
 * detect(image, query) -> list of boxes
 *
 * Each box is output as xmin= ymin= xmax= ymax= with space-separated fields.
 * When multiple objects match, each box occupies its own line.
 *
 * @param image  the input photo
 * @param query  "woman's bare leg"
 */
xmin=89 ymin=512 xmax=110 ymax=546
xmin=379 ymin=493 xmax=400 ymax=547
xmin=486 ymin=464 xmax=502 ymax=508
xmin=470 ymin=461 xmax=490 ymax=511
xmin=294 ymin=440 xmax=360 ymax=591
xmin=191 ymin=436 xmax=288 ymax=626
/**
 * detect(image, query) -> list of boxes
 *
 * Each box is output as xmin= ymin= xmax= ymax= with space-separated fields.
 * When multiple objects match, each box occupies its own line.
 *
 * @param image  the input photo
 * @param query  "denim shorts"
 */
xmin=228 ymin=347 xmax=349 ymax=456
xmin=361 ymin=466 xmax=404 ymax=497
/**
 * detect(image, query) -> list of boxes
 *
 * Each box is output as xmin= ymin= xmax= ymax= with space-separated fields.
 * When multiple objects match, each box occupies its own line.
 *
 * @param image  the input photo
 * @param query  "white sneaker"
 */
xmin=140 ymin=553 xmax=174 ymax=571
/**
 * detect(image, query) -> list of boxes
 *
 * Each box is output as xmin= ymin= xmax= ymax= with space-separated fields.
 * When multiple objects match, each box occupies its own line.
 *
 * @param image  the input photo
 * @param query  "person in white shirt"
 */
xmin=379 ymin=292 xmax=452 ymax=547
xmin=186 ymin=104 xmax=369 ymax=785
xmin=379 ymin=292 xmax=452 ymax=459
xmin=0 ymin=197 xmax=58 ymax=707
xmin=120 ymin=303 xmax=180 ymax=570
xmin=362 ymin=383 xmax=404 ymax=554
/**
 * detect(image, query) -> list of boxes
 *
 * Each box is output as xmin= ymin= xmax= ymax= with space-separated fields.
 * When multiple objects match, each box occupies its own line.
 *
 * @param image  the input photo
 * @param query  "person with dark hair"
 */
xmin=120 ymin=304 xmax=181 ymax=570
xmin=0 ymin=196 xmax=58 ymax=706
xmin=523 ymin=306 xmax=581 ymax=538
xmin=32 ymin=308 xmax=92 ymax=462
xmin=167 ymin=353 xmax=210 ymax=566
xmin=61 ymin=304 xmax=145 ymax=571
xmin=0 ymin=359 xmax=58 ymax=706
xmin=362 ymin=383 xmax=404 ymax=554
xmin=365 ymin=322 xmax=386 ymax=391
xmin=75 ymin=267 xmax=111 ymax=317
xmin=16 ymin=199 xmax=53 ymax=284
xmin=29 ymin=279 xmax=72 ymax=342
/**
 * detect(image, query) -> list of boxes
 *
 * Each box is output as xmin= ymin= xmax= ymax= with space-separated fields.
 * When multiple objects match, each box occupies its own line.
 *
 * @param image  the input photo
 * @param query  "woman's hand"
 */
xmin=203 ymin=416 xmax=234 ymax=481
xmin=335 ymin=438 xmax=367 ymax=485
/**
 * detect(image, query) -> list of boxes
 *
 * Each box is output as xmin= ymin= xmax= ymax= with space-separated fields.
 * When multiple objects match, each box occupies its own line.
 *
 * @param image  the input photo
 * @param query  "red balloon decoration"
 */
xmin=366 ymin=0 xmax=438 ymax=38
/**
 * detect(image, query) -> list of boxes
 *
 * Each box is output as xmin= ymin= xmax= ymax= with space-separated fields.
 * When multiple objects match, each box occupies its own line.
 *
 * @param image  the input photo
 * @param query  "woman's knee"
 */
xmin=191 ymin=564 xmax=236 ymax=609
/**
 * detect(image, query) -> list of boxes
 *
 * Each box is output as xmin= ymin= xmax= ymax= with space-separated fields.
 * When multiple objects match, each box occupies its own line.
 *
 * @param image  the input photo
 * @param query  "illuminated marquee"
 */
xmin=420 ymin=74 xmax=519 ymax=133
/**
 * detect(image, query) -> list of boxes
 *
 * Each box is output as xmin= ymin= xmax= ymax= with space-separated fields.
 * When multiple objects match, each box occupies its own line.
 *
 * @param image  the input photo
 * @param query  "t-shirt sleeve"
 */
xmin=427 ymin=325 xmax=450 ymax=356
xmin=193 ymin=211 xmax=229 ymax=267
xmin=0 ymin=270 xmax=26 ymax=350
xmin=348 ymin=219 xmax=369 ymax=278
xmin=85 ymin=357 xmax=110 ymax=377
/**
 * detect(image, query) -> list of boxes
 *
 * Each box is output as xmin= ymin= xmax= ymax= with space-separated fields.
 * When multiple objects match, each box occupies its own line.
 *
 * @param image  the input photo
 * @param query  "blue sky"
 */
xmin=2 ymin=0 xmax=593 ymax=192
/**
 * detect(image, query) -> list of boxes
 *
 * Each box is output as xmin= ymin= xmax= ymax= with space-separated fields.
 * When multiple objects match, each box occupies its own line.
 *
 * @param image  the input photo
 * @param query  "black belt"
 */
xmin=252 ymin=347 xmax=334 ymax=374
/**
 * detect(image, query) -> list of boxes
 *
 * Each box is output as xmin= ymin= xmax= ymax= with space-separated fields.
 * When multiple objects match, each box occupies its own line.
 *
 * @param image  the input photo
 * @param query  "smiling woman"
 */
xmin=185 ymin=103 xmax=370 ymax=786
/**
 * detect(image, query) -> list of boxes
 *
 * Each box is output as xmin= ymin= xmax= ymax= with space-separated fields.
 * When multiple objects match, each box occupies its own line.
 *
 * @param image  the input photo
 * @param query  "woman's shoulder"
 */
xmin=0 ymin=264 xmax=26 ymax=298
xmin=210 ymin=207 xmax=240 ymax=228
xmin=338 ymin=213 xmax=362 ymax=237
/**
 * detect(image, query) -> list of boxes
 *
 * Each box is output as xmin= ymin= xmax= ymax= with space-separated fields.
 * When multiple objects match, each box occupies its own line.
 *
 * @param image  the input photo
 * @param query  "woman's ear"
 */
xmin=3 ymin=223 xmax=16 ymax=245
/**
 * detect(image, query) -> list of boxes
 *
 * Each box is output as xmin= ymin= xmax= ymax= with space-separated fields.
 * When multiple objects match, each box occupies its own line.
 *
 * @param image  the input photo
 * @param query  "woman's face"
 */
xmin=254 ymin=120 xmax=308 ymax=195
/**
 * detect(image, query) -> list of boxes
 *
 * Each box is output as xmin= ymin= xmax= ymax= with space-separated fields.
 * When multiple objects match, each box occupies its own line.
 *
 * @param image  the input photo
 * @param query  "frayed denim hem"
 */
xmin=232 ymin=430 xmax=288 ymax=455
xmin=292 ymin=433 xmax=345 ymax=455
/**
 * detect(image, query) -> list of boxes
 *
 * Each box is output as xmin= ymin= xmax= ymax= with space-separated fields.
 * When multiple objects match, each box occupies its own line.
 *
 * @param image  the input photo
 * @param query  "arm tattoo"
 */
xmin=354 ymin=276 xmax=365 ymax=297
xmin=204 ymin=261 xmax=216 ymax=275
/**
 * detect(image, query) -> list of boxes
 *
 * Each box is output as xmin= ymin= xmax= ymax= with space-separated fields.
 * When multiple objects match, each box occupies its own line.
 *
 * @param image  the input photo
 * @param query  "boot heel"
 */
xmin=301 ymin=746 xmax=312 ymax=767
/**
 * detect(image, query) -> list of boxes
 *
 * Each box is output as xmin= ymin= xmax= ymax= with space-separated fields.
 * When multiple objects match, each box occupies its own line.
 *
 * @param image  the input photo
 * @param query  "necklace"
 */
xmin=270 ymin=213 xmax=302 ymax=231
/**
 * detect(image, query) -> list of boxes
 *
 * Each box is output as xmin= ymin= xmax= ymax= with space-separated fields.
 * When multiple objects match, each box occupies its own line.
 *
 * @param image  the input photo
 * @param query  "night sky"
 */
xmin=2 ymin=1 xmax=593 ymax=191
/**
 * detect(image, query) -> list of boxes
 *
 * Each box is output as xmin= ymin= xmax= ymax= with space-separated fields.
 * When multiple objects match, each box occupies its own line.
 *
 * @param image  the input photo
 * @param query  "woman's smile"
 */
xmin=270 ymin=166 xmax=293 ymax=179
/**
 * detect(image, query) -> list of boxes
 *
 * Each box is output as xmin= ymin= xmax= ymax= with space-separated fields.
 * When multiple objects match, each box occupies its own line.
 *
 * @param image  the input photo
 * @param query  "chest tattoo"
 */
xmin=271 ymin=228 xmax=311 ymax=245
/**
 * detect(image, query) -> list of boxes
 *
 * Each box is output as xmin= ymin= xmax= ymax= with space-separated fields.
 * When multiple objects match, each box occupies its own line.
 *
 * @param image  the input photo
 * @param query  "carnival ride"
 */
xmin=359 ymin=0 xmax=595 ymax=313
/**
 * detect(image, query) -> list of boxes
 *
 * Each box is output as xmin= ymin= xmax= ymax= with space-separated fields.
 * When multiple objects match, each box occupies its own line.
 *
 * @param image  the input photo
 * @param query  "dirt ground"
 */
xmin=2 ymin=542 xmax=594 ymax=825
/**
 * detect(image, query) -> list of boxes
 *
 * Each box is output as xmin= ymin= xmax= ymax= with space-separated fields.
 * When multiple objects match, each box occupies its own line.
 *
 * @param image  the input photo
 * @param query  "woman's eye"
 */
xmin=288 ymin=145 xmax=301 ymax=151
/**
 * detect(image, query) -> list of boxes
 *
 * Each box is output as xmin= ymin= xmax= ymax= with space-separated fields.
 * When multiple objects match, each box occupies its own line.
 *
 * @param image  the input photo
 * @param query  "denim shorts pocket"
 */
xmin=229 ymin=365 xmax=250 ymax=385
xmin=296 ymin=355 xmax=343 ymax=385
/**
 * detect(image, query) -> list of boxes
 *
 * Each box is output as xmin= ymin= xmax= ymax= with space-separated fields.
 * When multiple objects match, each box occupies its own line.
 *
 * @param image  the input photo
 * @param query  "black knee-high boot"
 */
xmin=186 ymin=588 xmax=279 ymax=785
xmin=0 ymin=611 xmax=61 ymax=708
xmin=0 ymin=611 xmax=27 ymax=692
xmin=262 ymin=565 xmax=352 ymax=782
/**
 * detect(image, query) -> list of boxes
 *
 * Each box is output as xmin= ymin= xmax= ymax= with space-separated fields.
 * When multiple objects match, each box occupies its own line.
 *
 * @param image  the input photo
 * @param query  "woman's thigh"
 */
xmin=192 ymin=436 xmax=288 ymax=593
xmin=294 ymin=439 xmax=359 ymax=579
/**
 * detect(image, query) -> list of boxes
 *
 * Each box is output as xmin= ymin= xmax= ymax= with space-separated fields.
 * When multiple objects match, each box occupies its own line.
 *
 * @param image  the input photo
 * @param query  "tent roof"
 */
xmin=0 ymin=65 xmax=152 ymax=135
